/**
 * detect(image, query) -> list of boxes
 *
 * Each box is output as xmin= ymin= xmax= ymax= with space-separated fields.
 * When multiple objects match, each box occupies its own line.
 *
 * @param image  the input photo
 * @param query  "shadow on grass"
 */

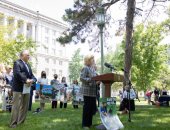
xmin=0 ymin=103 xmax=101 ymax=130
xmin=1 ymin=103 xmax=170 ymax=130
xmin=119 ymin=104 xmax=170 ymax=130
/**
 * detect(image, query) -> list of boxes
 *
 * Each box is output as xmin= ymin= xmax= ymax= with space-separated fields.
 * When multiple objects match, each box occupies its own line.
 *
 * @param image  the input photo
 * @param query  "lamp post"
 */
xmin=95 ymin=6 xmax=105 ymax=74
xmin=35 ymin=11 xmax=39 ymax=43
xmin=95 ymin=6 xmax=105 ymax=98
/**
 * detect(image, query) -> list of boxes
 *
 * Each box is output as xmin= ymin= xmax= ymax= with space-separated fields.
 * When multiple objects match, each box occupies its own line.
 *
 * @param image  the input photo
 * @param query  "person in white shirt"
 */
xmin=0 ymin=70 xmax=6 ymax=111
xmin=38 ymin=71 xmax=48 ymax=111
xmin=60 ymin=77 xmax=68 ymax=108
xmin=51 ymin=74 xmax=60 ymax=109
xmin=119 ymin=84 xmax=136 ymax=114
xmin=123 ymin=87 xmax=136 ymax=100
xmin=4 ymin=65 xmax=13 ymax=87
xmin=72 ymin=80 xmax=80 ymax=109
xmin=119 ymin=90 xmax=123 ymax=102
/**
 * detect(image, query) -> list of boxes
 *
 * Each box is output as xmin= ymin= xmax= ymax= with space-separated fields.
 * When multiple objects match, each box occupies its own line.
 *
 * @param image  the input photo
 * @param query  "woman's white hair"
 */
xmin=84 ymin=54 xmax=94 ymax=65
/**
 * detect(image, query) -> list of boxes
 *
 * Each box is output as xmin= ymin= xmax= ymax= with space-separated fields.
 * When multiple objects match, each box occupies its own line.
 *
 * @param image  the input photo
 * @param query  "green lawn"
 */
xmin=0 ymin=100 xmax=170 ymax=130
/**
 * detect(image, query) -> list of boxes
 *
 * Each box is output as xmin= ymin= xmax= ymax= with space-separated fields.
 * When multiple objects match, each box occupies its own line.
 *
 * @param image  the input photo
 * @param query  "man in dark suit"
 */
xmin=10 ymin=50 xmax=36 ymax=128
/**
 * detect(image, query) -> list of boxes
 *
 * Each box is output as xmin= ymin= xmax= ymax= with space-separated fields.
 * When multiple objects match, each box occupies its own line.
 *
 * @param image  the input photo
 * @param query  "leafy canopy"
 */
xmin=69 ymin=48 xmax=83 ymax=82
xmin=100 ymin=23 xmax=168 ymax=91
xmin=0 ymin=25 xmax=36 ymax=65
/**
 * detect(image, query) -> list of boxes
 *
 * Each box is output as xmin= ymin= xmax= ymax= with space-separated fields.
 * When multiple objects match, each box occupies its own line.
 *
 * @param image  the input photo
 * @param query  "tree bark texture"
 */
xmin=124 ymin=0 xmax=136 ymax=86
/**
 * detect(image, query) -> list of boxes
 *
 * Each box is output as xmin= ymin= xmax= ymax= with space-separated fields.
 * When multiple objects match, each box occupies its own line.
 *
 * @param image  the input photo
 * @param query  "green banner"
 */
xmin=99 ymin=97 xmax=116 ymax=115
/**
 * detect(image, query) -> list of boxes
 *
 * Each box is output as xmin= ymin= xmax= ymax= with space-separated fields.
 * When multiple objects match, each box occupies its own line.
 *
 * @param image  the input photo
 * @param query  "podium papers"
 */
xmin=99 ymin=97 xmax=124 ymax=130
xmin=22 ymin=84 xmax=31 ymax=94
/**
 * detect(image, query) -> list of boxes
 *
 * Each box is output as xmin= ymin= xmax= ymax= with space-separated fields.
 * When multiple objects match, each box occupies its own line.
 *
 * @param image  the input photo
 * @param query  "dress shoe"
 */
xmin=9 ymin=124 xmax=17 ymax=128
xmin=83 ymin=127 xmax=90 ymax=130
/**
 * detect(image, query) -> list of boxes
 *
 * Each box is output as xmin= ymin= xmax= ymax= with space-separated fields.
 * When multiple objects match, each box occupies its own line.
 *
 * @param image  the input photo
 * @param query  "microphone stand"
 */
xmin=127 ymin=79 xmax=137 ymax=122
xmin=127 ymin=85 xmax=131 ymax=122
xmin=122 ymin=69 xmax=132 ymax=122
xmin=110 ymin=68 xmax=117 ymax=73
xmin=112 ymin=68 xmax=132 ymax=122
xmin=110 ymin=67 xmax=132 ymax=122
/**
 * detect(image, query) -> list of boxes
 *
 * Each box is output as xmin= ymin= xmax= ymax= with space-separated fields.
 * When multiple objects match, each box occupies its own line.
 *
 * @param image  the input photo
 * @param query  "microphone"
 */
xmin=121 ymin=68 xmax=125 ymax=71
xmin=121 ymin=68 xmax=127 ymax=73
xmin=104 ymin=62 xmax=115 ymax=70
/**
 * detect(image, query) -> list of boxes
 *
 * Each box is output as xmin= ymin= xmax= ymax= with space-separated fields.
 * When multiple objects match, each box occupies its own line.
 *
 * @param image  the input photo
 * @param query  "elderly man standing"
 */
xmin=10 ymin=50 xmax=36 ymax=128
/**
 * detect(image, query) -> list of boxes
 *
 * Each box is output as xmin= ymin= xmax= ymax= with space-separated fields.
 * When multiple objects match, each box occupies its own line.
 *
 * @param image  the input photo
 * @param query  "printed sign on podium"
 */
xmin=99 ymin=97 xmax=124 ymax=130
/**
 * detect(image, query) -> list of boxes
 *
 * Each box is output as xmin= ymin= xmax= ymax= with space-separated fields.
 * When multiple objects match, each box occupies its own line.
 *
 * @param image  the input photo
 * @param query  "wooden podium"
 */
xmin=92 ymin=73 xmax=124 ymax=97
xmin=93 ymin=73 xmax=124 ymax=130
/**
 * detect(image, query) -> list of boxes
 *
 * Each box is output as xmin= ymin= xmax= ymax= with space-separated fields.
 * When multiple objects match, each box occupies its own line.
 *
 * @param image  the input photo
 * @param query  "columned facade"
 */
xmin=0 ymin=0 xmax=69 ymax=81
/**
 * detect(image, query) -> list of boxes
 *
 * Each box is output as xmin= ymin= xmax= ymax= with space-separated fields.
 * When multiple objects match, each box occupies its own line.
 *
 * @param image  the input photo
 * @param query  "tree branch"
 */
xmin=102 ymin=0 xmax=121 ymax=11
xmin=154 ymin=0 xmax=168 ymax=2
xmin=143 ymin=1 xmax=156 ymax=22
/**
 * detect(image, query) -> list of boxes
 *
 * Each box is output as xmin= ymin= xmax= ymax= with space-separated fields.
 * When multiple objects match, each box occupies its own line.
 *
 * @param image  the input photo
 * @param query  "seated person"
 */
xmin=161 ymin=87 xmax=168 ymax=96
xmin=151 ymin=100 xmax=169 ymax=107
xmin=151 ymin=88 xmax=169 ymax=106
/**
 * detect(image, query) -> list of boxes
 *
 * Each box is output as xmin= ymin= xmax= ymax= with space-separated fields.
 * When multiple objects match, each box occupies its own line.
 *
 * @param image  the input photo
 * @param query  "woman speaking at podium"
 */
xmin=80 ymin=55 xmax=97 ymax=129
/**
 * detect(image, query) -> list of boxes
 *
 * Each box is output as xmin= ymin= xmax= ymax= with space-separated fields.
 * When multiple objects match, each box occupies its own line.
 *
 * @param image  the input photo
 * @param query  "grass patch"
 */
xmin=0 ymin=100 xmax=170 ymax=130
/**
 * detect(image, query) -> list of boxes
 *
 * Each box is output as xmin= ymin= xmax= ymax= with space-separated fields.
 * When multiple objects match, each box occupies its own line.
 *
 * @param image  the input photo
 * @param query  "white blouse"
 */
xmin=38 ymin=78 xmax=48 ymax=85
xmin=123 ymin=89 xmax=136 ymax=99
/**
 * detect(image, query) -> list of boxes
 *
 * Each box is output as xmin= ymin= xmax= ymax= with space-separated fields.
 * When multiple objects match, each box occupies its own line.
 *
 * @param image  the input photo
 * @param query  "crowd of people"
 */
xmin=0 ymin=65 xmax=13 ymax=112
xmin=1 ymin=50 xmax=168 ymax=129
xmin=36 ymin=71 xmax=69 ymax=110
xmin=145 ymin=87 xmax=168 ymax=106
xmin=0 ymin=50 xmax=87 ymax=128
xmin=118 ymin=86 xmax=169 ymax=115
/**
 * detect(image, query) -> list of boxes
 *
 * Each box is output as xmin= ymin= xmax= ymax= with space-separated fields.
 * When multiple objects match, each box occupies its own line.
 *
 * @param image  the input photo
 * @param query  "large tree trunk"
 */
xmin=124 ymin=0 xmax=136 ymax=87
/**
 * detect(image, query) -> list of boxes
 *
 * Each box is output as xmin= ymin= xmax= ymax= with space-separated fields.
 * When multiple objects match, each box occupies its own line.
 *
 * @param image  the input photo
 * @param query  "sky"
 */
xmin=7 ymin=0 xmax=170 ymax=60
xmin=8 ymin=0 xmax=73 ymax=21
